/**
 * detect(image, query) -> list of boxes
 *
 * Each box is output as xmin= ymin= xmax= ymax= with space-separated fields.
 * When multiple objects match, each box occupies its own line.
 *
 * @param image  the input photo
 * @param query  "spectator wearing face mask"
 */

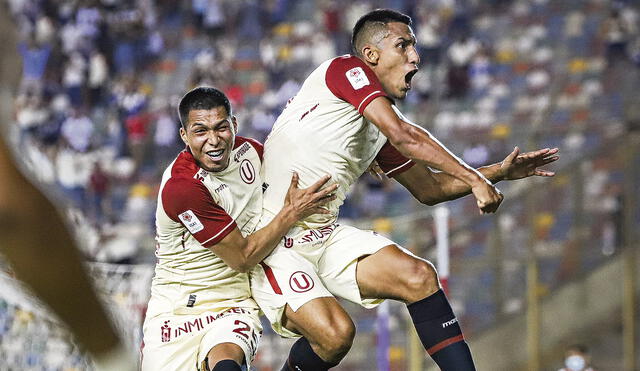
xmin=558 ymin=344 xmax=596 ymax=371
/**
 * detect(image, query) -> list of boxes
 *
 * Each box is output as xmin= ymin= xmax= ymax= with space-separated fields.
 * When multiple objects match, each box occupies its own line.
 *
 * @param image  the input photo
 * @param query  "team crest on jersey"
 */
xmin=346 ymin=67 xmax=369 ymax=90
xmin=179 ymin=210 xmax=204 ymax=234
xmin=239 ymin=159 xmax=256 ymax=184
xmin=161 ymin=320 xmax=171 ymax=342
xmin=289 ymin=271 xmax=314 ymax=293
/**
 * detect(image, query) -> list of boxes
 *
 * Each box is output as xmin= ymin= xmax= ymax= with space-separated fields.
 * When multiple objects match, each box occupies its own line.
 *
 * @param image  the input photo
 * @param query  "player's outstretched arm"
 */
xmin=394 ymin=147 xmax=559 ymax=205
xmin=363 ymin=96 xmax=503 ymax=213
xmin=208 ymin=173 xmax=337 ymax=272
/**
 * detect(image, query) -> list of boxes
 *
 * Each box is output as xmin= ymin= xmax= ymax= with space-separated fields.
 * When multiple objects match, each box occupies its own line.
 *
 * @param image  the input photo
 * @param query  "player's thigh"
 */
xmin=249 ymin=247 xmax=334 ymax=338
xmin=198 ymin=308 xmax=262 ymax=369
xmin=317 ymin=225 xmax=395 ymax=307
xmin=142 ymin=314 xmax=201 ymax=371
xmin=356 ymin=244 xmax=439 ymax=301
xmin=281 ymin=297 xmax=354 ymax=344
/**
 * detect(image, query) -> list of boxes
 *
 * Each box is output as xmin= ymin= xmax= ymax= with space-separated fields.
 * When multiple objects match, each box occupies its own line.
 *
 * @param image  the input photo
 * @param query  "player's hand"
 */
xmin=470 ymin=178 xmax=504 ymax=214
xmin=284 ymin=172 xmax=338 ymax=220
xmin=500 ymin=147 xmax=559 ymax=180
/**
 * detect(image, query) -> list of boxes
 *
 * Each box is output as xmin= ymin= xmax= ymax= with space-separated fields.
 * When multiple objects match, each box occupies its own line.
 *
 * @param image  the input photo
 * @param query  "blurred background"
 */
xmin=1 ymin=0 xmax=639 ymax=370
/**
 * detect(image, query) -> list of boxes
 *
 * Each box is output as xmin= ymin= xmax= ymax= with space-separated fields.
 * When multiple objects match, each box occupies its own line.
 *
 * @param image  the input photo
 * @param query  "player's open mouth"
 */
xmin=404 ymin=69 xmax=418 ymax=89
xmin=206 ymin=149 xmax=225 ymax=161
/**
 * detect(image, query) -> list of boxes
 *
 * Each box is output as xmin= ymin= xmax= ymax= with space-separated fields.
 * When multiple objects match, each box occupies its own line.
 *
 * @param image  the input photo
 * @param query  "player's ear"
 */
xmin=362 ymin=44 xmax=379 ymax=65
xmin=179 ymin=126 xmax=189 ymax=146
xmin=231 ymin=116 xmax=238 ymax=133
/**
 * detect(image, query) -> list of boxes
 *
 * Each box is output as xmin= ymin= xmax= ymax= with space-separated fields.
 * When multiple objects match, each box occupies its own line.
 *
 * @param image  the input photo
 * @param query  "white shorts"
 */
xmin=249 ymin=223 xmax=401 ymax=338
xmin=141 ymin=307 xmax=262 ymax=371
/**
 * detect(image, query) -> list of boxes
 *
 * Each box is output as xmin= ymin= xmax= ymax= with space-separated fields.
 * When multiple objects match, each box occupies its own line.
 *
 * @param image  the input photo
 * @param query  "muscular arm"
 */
xmin=363 ymin=96 xmax=503 ymax=213
xmin=394 ymin=147 xmax=559 ymax=205
xmin=394 ymin=162 xmax=503 ymax=206
xmin=364 ymin=97 xmax=486 ymax=186
xmin=208 ymin=173 xmax=336 ymax=273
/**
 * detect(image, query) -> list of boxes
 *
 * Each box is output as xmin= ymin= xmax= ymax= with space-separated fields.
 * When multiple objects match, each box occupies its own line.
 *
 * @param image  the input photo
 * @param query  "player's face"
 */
xmin=180 ymin=106 xmax=237 ymax=172
xmin=374 ymin=22 xmax=420 ymax=100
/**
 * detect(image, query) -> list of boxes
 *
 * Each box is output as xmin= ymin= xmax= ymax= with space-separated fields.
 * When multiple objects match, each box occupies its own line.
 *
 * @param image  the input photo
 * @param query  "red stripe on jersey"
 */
xmin=235 ymin=136 xmax=264 ymax=162
xmin=260 ymin=262 xmax=282 ymax=295
xmin=426 ymin=334 xmax=465 ymax=355
xmin=376 ymin=140 xmax=416 ymax=177
xmin=325 ymin=55 xmax=388 ymax=114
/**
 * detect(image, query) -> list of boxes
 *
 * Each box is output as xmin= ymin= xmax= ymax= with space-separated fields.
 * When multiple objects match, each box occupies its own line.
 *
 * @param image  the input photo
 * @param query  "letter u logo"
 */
xmin=239 ymin=160 xmax=255 ymax=184
xmin=289 ymin=271 xmax=315 ymax=293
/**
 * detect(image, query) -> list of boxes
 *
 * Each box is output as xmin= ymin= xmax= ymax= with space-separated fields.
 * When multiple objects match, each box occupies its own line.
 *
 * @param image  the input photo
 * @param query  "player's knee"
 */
xmin=316 ymin=317 xmax=355 ymax=360
xmin=401 ymin=259 xmax=439 ymax=302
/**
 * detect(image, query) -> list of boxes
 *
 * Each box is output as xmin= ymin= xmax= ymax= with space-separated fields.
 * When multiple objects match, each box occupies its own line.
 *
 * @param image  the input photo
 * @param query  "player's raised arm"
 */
xmin=393 ymin=147 xmax=560 ymax=205
xmin=363 ymin=97 xmax=504 ymax=213
xmin=209 ymin=173 xmax=337 ymax=272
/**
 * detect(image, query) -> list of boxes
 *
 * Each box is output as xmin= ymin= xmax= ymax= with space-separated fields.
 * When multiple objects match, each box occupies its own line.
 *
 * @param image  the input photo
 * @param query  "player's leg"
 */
xmin=356 ymin=245 xmax=476 ymax=370
xmin=141 ymin=314 xmax=202 ymax=371
xmin=201 ymin=343 xmax=244 ymax=371
xmin=280 ymin=298 xmax=355 ymax=370
xmin=197 ymin=307 xmax=262 ymax=371
xmin=250 ymin=248 xmax=354 ymax=370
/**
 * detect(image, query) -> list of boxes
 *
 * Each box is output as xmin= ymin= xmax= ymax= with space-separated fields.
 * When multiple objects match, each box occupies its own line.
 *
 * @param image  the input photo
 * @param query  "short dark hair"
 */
xmin=567 ymin=344 xmax=589 ymax=354
xmin=351 ymin=9 xmax=412 ymax=57
xmin=178 ymin=86 xmax=231 ymax=128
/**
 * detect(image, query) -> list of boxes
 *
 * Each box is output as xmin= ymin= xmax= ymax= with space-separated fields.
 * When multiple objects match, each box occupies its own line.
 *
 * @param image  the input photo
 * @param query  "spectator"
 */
xmin=60 ymin=108 xmax=94 ymax=152
xmin=557 ymin=344 xmax=596 ymax=371
xmin=17 ymin=36 xmax=51 ymax=95
xmin=446 ymin=34 xmax=480 ymax=98
xmin=602 ymin=9 xmax=631 ymax=66
xmin=88 ymin=49 xmax=109 ymax=106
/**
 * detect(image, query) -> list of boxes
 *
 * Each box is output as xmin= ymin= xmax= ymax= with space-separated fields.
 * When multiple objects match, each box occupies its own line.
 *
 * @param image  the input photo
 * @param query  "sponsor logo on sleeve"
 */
xmin=179 ymin=210 xmax=204 ymax=234
xmin=346 ymin=67 xmax=370 ymax=90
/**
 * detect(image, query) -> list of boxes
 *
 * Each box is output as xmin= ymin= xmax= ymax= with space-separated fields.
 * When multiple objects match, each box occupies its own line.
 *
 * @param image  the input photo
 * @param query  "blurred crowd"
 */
xmin=3 ymin=0 xmax=640 ymax=369
xmin=7 ymin=0 xmax=640 ymax=264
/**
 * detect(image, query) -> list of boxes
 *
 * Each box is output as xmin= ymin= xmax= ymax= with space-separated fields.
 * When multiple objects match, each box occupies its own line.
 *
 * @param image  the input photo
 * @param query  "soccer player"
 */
xmin=0 ymin=9 xmax=134 ymax=371
xmin=141 ymin=87 xmax=337 ymax=371
xmin=249 ymin=9 xmax=559 ymax=371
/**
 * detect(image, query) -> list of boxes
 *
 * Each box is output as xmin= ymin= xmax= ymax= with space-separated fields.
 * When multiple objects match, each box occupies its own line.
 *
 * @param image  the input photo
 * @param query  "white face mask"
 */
xmin=565 ymin=355 xmax=586 ymax=371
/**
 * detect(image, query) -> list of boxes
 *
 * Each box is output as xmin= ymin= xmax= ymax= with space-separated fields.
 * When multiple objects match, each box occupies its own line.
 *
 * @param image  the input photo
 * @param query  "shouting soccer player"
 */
xmin=141 ymin=87 xmax=337 ymax=371
xmin=249 ymin=9 xmax=559 ymax=371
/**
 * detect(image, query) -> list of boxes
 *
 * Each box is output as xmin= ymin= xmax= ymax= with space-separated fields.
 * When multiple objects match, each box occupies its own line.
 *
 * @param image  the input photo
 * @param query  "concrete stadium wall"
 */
xmin=427 ymin=251 xmax=639 ymax=371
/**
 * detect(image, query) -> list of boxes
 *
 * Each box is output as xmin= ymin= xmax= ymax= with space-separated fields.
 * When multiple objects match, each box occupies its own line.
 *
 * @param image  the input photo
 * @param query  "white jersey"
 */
xmin=147 ymin=136 xmax=264 ymax=318
xmin=261 ymin=55 xmax=415 ymax=228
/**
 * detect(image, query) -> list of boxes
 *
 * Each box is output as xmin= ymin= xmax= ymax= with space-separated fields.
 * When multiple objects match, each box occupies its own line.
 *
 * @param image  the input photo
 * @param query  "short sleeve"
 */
xmin=325 ymin=55 xmax=388 ymax=114
xmin=161 ymin=178 xmax=236 ymax=247
xmin=376 ymin=140 xmax=416 ymax=177
xmin=235 ymin=136 xmax=264 ymax=161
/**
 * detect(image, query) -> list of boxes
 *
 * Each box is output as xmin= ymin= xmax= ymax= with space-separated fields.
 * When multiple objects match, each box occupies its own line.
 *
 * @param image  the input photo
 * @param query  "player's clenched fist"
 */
xmin=284 ymin=172 xmax=338 ymax=219
xmin=471 ymin=178 xmax=504 ymax=214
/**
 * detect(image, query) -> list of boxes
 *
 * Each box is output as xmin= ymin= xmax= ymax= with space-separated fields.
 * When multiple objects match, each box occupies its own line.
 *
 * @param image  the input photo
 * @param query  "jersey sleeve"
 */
xmin=236 ymin=136 xmax=264 ymax=161
xmin=325 ymin=55 xmax=388 ymax=114
xmin=161 ymin=178 xmax=237 ymax=247
xmin=376 ymin=140 xmax=416 ymax=177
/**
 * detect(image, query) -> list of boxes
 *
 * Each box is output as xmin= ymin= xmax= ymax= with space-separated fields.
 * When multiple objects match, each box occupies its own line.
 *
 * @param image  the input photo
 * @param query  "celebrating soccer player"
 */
xmin=141 ymin=87 xmax=337 ymax=371
xmin=249 ymin=9 xmax=559 ymax=371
